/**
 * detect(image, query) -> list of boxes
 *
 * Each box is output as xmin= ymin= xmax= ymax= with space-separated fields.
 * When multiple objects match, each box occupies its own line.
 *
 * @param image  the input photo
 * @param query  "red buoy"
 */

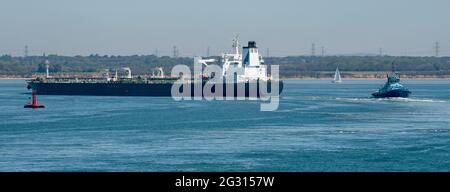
xmin=24 ymin=91 xmax=45 ymax=109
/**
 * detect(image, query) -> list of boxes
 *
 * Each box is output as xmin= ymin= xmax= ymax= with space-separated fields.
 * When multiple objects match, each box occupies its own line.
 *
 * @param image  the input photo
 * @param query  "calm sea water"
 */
xmin=0 ymin=80 xmax=449 ymax=172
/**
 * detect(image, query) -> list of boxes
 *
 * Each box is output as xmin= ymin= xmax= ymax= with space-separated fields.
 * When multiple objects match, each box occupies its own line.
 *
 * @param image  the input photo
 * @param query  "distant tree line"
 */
xmin=1 ymin=54 xmax=450 ymax=78
xmin=263 ymin=56 xmax=450 ymax=78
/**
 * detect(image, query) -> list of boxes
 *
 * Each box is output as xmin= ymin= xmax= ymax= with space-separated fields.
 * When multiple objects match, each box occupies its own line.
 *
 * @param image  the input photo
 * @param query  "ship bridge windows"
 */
xmin=249 ymin=48 xmax=258 ymax=53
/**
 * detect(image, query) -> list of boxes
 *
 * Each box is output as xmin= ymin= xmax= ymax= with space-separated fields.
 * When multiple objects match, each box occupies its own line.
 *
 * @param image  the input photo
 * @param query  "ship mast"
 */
xmin=390 ymin=57 xmax=398 ymax=73
xmin=232 ymin=35 xmax=240 ymax=56
xmin=45 ymin=59 xmax=50 ymax=78
xmin=391 ymin=61 xmax=395 ymax=73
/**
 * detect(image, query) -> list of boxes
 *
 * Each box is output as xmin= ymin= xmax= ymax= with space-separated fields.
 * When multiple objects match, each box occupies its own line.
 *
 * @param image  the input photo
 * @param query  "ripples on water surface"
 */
xmin=0 ymin=80 xmax=449 ymax=171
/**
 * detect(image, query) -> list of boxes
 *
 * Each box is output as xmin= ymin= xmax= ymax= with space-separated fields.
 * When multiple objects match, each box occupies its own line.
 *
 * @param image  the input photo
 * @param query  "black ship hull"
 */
xmin=27 ymin=81 xmax=283 ymax=97
xmin=372 ymin=89 xmax=411 ymax=98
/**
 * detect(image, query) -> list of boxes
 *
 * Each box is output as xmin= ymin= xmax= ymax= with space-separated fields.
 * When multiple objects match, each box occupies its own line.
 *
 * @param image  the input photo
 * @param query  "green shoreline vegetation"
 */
xmin=1 ymin=54 xmax=450 ymax=79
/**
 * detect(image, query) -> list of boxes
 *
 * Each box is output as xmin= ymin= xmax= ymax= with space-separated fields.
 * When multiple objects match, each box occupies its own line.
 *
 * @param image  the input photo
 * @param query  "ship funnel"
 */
xmin=242 ymin=41 xmax=261 ymax=66
xmin=248 ymin=41 xmax=257 ymax=48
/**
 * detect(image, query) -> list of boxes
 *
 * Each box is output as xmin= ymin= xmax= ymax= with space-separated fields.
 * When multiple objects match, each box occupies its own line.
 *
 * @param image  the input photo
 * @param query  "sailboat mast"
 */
xmin=333 ymin=66 xmax=342 ymax=83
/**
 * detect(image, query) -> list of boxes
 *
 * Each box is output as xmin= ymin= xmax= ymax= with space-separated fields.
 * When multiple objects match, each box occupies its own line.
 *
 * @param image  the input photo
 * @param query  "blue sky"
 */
xmin=1 ymin=0 xmax=449 ymax=56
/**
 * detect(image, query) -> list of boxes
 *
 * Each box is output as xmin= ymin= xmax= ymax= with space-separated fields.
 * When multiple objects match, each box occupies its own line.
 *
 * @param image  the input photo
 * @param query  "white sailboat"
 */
xmin=332 ymin=67 xmax=342 ymax=83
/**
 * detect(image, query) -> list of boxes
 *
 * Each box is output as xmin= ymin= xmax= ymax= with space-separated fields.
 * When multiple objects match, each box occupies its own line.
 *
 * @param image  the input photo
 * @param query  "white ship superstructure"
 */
xmin=196 ymin=37 xmax=269 ymax=82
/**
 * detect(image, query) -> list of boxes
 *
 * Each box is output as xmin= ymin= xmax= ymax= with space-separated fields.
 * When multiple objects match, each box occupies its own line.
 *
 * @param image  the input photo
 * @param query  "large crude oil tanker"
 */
xmin=27 ymin=39 xmax=283 ymax=98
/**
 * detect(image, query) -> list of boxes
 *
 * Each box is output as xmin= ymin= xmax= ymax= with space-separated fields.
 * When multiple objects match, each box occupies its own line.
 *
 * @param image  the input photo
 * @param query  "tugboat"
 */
xmin=372 ymin=61 xmax=411 ymax=98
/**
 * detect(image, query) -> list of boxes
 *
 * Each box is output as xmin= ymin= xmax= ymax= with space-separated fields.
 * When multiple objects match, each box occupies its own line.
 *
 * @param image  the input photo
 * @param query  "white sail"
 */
xmin=333 ymin=67 xmax=342 ymax=83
